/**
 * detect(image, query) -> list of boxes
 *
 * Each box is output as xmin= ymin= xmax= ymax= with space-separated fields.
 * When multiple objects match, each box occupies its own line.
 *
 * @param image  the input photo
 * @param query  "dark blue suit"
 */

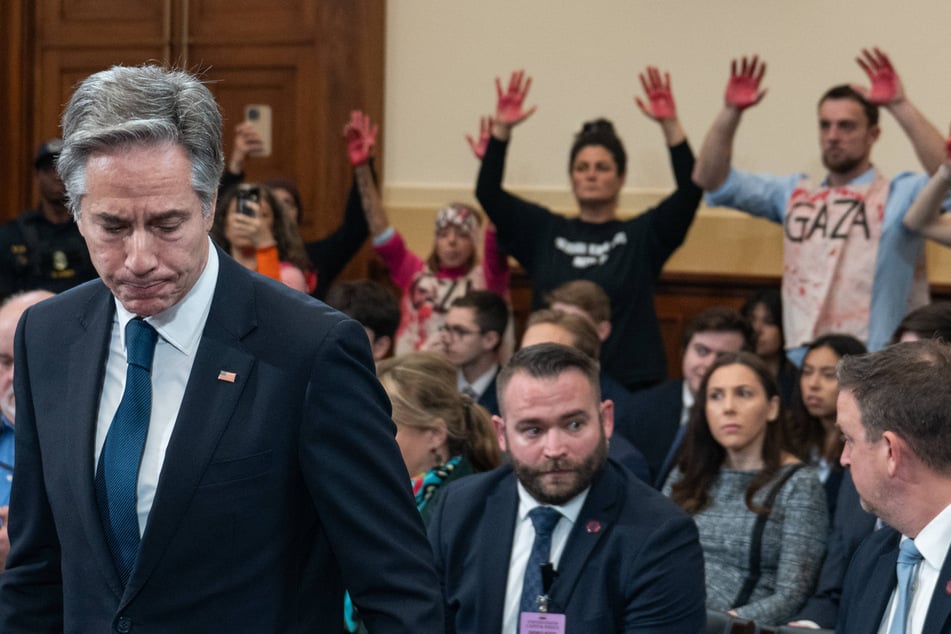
xmin=428 ymin=460 xmax=706 ymax=633
xmin=793 ymin=469 xmax=876 ymax=627
xmin=0 ymin=251 xmax=442 ymax=632
xmin=477 ymin=371 xmax=499 ymax=417
xmin=838 ymin=525 xmax=951 ymax=633
xmin=620 ymin=379 xmax=683 ymax=484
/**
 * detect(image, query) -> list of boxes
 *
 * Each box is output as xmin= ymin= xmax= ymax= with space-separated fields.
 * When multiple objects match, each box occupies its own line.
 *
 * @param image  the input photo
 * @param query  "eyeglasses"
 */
xmin=439 ymin=324 xmax=482 ymax=339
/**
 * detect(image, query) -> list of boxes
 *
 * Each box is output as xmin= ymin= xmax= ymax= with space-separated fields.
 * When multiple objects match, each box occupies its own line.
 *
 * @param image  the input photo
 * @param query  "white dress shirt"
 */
xmin=94 ymin=241 xmax=219 ymax=536
xmin=878 ymin=503 xmax=951 ymax=634
xmin=501 ymin=482 xmax=590 ymax=634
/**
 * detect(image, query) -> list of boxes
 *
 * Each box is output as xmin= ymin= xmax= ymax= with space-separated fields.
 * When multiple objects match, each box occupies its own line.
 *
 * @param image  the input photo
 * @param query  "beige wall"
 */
xmin=382 ymin=1 xmax=951 ymax=282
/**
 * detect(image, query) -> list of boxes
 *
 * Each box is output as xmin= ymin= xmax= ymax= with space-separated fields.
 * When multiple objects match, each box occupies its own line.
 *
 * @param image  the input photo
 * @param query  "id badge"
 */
xmin=519 ymin=612 xmax=566 ymax=633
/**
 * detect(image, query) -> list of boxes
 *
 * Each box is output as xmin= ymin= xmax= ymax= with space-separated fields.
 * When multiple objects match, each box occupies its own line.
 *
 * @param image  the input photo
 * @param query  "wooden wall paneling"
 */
xmin=1 ymin=0 xmax=33 ymax=221
xmin=187 ymin=0 xmax=317 ymax=45
xmin=36 ymin=0 xmax=170 ymax=49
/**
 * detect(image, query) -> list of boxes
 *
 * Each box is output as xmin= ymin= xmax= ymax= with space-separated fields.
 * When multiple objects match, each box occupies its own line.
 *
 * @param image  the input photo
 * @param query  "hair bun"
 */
xmin=578 ymin=118 xmax=617 ymax=139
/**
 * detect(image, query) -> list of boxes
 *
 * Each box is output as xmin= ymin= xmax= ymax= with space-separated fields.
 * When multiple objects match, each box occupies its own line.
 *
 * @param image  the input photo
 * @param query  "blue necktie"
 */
xmin=95 ymin=318 xmax=158 ymax=585
xmin=519 ymin=506 xmax=562 ymax=614
xmin=888 ymin=539 xmax=923 ymax=634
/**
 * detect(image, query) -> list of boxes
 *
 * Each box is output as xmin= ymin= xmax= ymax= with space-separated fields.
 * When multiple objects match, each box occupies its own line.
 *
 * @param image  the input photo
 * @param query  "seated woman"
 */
xmin=212 ymin=183 xmax=311 ymax=292
xmin=475 ymin=68 xmax=702 ymax=391
xmin=346 ymin=111 xmax=510 ymax=355
xmin=786 ymin=334 xmax=866 ymax=517
xmin=377 ymin=351 xmax=501 ymax=522
xmin=665 ymin=352 xmax=827 ymax=625
xmin=741 ymin=288 xmax=797 ymax=406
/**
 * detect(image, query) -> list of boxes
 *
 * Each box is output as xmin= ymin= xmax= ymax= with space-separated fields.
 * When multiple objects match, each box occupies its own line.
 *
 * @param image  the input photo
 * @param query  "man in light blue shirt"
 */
xmin=693 ymin=50 xmax=946 ymax=357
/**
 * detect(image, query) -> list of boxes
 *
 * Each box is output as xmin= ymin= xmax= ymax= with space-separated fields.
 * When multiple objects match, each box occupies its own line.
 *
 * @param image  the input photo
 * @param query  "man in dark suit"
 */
xmin=442 ymin=290 xmax=508 ymax=416
xmin=0 ymin=65 xmax=442 ymax=632
xmin=428 ymin=343 xmax=705 ymax=633
xmin=836 ymin=341 xmax=951 ymax=634
xmin=623 ymin=306 xmax=752 ymax=487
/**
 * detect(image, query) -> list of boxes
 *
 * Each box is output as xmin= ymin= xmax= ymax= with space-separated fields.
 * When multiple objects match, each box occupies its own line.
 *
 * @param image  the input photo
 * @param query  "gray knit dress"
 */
xmin=664 ymin=464 xmax=829 ymax=625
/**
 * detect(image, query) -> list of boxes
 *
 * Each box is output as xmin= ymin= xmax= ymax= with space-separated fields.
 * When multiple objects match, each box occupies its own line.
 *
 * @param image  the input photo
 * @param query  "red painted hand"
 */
xmin=725 ymin=55 xmax=767 ymax=111
xmin=344 ymin=110 xmax=378 ymax=167
xmin=635 ymin=66 xmax=676 ymax=120
xmin=466 ymin=116 xmax=493 ymax=160
xmin=856 ymin=47 xmax=900 ymax=105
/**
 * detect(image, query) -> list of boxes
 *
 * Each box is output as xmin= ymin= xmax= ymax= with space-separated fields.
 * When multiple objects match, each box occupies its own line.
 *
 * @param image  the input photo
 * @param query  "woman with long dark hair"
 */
xmin=665 ymin=352 xmax=827 ymax=625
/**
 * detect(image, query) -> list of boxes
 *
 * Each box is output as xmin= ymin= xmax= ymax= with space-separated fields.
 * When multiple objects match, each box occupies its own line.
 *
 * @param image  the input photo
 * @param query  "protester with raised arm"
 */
xmin=693 ymin=48 xmax=947 ymax=357
xmin=476 ymin=67 xmax=702 ymax=391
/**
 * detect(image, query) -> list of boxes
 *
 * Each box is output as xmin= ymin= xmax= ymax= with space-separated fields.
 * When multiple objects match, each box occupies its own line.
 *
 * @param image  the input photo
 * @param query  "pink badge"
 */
xmin=520 ymin=612 xmax=566 ymax=633
xmin=586 ymin=520 xmax=601 ymax=534
xmin=946 ymin=580 xmax=951 ymax=595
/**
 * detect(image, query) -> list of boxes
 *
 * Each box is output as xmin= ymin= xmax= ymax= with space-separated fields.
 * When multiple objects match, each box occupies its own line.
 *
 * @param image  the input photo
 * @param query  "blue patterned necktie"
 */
xmin=95 ymin=318 xmax=158 ymax=585
xmin=888 ymin=539 xmax=923 ymax=634
xmin=519 ymin=506 xmax=562 ymax=614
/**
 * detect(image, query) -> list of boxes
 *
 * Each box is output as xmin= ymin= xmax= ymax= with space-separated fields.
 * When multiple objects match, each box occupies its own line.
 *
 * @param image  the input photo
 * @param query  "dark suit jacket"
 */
xmin=428 ymin=460 xmax=706 ymax=633
xmin=0 ymin=251 xmax=442 ymax=632
xmin=793 ymin=469 xmax=876 ymax=627
xmin=838 ymin=525 xmax=951 ymax=633
xmin=621 ymin=379 xmax=683 ymax=483
xmin=477 ymin=371 xmax=499 ymax=417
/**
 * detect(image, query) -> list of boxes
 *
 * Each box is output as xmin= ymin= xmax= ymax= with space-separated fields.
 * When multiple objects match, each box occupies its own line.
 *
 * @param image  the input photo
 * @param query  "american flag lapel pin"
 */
xmin=217 ymin=370 xmax=237 ymax=383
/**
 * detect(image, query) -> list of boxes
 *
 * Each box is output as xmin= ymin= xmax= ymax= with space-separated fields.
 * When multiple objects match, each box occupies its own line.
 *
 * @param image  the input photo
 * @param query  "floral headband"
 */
xmin=434 ymin=204 xmax=480 ymax=238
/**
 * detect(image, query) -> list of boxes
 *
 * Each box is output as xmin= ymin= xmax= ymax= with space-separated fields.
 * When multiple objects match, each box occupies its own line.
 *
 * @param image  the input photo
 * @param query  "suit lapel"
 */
xmin=65 ymin=286 xmax=125 ymax=595
xmin=857 ymin=532 xmax=901 ymax=633
xmin=924 ymin=542 xmax=951 ymax=633
xmin=120 ymin=255 xmax=257 ymax=603
xmin=548 ymin=466 xmax=619 ymax=613
xmin=476 ymin=474 xmax=518 ymax=633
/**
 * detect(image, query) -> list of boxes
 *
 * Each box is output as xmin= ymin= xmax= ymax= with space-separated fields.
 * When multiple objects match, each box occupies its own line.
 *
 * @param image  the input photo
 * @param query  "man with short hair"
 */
xmin=442 ymin=290 xmax=509 ymax=415
xmin=0 ymin=290 xmax=54 ymax=571
xmin=0 ymin=65 xmax=441 ymax=631
xmin=693 ymin=48 xmax=947 ymax=355
xmin=521 ymin=309 xmax=650 ymax=483
xmin=428 ymin=343 xmax=706 ymax=633
xmin=0 ymin=140 xmax=97 ymax=296
xmin=836 ymin=340 xmax=951 ymax=633
xmin=624 ymin=306 xmax=753 ymax=487
xmin=325 ymin=279 xmax=401 ymax=361
xmin=545 ymin=279 xmax=613 ymax=343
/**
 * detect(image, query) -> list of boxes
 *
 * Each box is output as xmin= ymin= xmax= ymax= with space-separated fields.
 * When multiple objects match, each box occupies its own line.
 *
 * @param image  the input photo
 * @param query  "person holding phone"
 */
xmin=211 ymin=183 xmax=311 ymax=292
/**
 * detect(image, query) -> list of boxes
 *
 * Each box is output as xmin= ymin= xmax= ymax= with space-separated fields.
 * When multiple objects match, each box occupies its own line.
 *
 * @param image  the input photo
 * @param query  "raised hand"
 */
xmin=466 ymin=116 xmax=493 ymax=160
xmin=494 ymin=70 xmax=537 ymax=128
xmin=945 ymin=123 xmax=951 ymax=164
xmin=725 ymin=55 xmax=767 ymax=111
xmin=227 ymin=122 xmax=265 ymax=174
xmin=635 ymin=66 xmax=676 ymax=120
xmin=855 ymin=47 xmax=903 ymax=105
xmin=344 ymin=110 xmax=378 ymax=167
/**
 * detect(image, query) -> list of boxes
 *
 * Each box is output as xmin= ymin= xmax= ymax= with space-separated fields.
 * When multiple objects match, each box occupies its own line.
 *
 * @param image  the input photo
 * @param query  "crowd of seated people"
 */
xmin=8 ymin=43 xmax=951 ymax=634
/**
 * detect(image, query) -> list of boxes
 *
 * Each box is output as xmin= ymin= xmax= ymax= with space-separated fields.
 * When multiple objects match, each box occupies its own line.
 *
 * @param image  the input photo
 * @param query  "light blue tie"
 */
xmin=888 ymin=538 xmax=923 ymax=634
xmin=95 ymin=318 xmax=158 ymax=585
xmin=519 ymin=507 xmax=562 ymax=614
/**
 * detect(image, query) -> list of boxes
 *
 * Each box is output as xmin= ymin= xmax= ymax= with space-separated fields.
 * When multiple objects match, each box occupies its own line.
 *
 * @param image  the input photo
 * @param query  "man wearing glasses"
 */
xmin=442 ymin=290 xmax=509 ymax=416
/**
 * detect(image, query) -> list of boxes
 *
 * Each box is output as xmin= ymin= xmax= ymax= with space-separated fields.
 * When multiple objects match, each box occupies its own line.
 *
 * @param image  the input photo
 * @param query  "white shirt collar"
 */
xmin=911 ymin=502 xmax=951 ymax=572
xmin=114 ymin=238 xmax=219 ymax=356
xmin=680 ymin=380 xmax=694 ymax=427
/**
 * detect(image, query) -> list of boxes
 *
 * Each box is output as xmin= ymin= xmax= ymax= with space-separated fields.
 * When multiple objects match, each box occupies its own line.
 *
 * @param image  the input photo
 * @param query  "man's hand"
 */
xmin=466 ymin=116 xmax=493 ymax=160
xmin=344 ymin=110 xmax=378 ymax=167
xmin=855 ymin=47 xmax=904 ymax=106
xmin=635 ymin=66 xmax=676 ymax=121
xmin=0 ymin=506 xmax=9 ymax=571
xmin=227 ymin=122 xmax=266 ymax=175
xmin=493 ymin=70 xmax=537 ymax=137
xmin=725 ymin=55 xmax=767 ymax=111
